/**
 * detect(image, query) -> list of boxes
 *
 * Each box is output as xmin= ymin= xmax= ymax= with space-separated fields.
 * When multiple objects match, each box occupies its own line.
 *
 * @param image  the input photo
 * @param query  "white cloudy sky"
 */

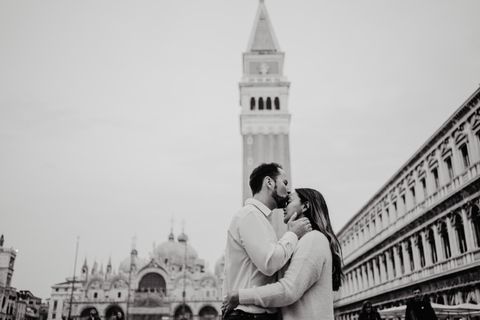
xmin=1 ymin=0 xmax=480 ymax=299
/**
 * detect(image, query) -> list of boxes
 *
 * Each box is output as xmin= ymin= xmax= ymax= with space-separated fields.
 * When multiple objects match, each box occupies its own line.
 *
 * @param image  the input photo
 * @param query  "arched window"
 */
xmin=363 ymin=263 xmax=369 ymax=286
xmin=471 ymin=205 xmax=480 ymax=247
xmin=427 ymin=228 xmax=438 ymax=264
xmin=445 ymin=156 xmax=454 ymax=180
xmin=274 ymin=97 xmax=280 ymax=110
xmin=354 ymin=272 xmax=359 ymax=291
xmin=406 ymin=240 xmax=415 ymax=271
xmin=437 ymin=295 xmax=445 ymax=304
xmin=440 ymin=221 xmax=451 ymax=259
xmin=398 ymin=245 xmax=405 ymax=275
xmin=454 ymin=213 xmax=467 ymax=254
xmin=259 ymin=98 xmax=264 ymax=110
xmin=416 ymin=235 xmax=426 ymax=268
xmin=370 ymin=260 xmax=376 ymax=284
xmin=250 ymin=97 xmax=256 ymax=110
xmin=266 ymin=97 xmax=272 ymax=110
xmin=139 ymin=273 xmax=167 ymax=294
xmin=432 ymin=167 xmax=440 ymax=190
xmin=390 ymin=248 xmax=396 ymax=278
xmin=460 ymin=144 xmax=470 ymax=169
xmin=382 ymin=254 xmax=389 ymax=281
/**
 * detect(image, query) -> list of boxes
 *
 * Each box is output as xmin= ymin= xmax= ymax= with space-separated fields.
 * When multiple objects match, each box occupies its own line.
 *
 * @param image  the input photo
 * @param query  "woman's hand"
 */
xmin=222 ymin=291 xmax=239 ymax=318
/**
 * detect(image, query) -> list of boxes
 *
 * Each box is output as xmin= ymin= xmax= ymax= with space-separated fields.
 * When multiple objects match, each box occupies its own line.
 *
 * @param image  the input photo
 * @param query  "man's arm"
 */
xmin=239 ymin=212 xmax=297 ymax=276
xmin=405 ymin=301 xmax=414 ymax=320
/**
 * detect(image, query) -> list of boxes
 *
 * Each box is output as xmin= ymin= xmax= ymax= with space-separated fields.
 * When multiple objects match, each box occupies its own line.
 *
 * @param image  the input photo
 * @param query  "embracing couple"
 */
xmin=221 ymin=162 xmax=344 ymax=320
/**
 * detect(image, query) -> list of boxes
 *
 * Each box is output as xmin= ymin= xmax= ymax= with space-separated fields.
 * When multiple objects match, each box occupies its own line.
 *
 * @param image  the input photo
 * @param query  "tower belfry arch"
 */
xmin=239 ymin=0 xmax=291 ymax=236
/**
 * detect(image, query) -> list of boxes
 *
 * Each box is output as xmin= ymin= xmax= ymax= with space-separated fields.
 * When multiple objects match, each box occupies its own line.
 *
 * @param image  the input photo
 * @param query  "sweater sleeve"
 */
xmin=239 ymin=231 xmax=328 ymax=308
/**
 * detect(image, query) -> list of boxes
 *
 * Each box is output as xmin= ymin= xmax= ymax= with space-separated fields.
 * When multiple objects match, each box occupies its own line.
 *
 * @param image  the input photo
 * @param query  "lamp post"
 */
xmin=182 ymin=237 xmax=187 ymax=320
xmin=126 ymin=238 xmax=136 ymax=320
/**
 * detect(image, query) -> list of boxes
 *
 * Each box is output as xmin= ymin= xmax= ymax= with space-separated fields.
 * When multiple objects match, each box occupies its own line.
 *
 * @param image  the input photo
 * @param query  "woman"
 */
xmin=358 ymin=301 xmax=381 ymax=320
xmin=222 ymin=188 xmax=344 ymax=320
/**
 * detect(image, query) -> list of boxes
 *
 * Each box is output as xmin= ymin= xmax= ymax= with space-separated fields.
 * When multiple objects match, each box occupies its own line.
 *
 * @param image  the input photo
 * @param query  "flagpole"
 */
xmin=68 ymin=237 xmax=79 ymax=320
xmin=125 ymin=236 xmax=135 ymax=320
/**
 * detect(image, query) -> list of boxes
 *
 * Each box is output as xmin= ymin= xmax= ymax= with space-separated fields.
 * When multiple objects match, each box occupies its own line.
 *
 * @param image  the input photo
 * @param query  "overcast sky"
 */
xmin=1 ymin=0 xmax=480 ymax=299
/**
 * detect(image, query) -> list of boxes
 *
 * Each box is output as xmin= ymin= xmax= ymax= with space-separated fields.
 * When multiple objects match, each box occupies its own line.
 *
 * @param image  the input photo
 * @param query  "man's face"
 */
xmin=271 ymin=168 xmax=290 ymax=208
xmin=413 ymin=289 xmax=421 ymax=301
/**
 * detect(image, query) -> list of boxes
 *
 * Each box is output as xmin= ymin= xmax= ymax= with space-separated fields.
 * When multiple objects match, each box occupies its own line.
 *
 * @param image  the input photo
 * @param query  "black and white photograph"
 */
xmin=1 ymin=1 xmax=480 ymax=319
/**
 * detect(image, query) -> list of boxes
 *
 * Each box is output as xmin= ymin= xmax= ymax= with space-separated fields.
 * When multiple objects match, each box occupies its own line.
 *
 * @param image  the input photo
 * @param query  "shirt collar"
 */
xmin=245 ymin=198 xmax=273 ymax=217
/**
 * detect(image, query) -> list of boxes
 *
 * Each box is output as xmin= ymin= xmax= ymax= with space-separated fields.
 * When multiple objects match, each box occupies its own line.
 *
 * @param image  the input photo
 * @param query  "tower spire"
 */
xmin=168 ymin=216 xmax=175 ymax=241
xmin=82 ymin=257 xmax=88 ymax=278
xmin=246 ymin=0 xmax=281 ymax=53
xmin=106 ymin=256 xmax=112 ymax=276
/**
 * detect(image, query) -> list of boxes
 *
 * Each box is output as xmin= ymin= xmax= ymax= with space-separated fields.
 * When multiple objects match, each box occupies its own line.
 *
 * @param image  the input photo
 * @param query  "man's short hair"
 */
xmin=249 ymin=163 xmax=283 ymax=196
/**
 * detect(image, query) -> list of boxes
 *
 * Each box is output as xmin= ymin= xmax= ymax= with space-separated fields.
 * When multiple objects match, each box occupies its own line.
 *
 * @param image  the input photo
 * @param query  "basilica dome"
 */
xmin=119 ymin=249 xmax=147 ymax=273
xmin=154 ymin=231 xmax=198 ymax=266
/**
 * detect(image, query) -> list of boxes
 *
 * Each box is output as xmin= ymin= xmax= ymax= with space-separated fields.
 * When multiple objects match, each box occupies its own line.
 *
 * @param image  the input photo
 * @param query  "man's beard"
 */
xmin=272 ymin=188 xmax=287 ymax=208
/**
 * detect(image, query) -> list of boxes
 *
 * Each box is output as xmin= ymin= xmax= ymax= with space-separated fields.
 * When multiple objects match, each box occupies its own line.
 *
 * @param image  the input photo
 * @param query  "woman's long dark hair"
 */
xmin=359 ymin=300 xmax=372 ymax=315
xmin=296 ymin=188 xmax=344 ymax=291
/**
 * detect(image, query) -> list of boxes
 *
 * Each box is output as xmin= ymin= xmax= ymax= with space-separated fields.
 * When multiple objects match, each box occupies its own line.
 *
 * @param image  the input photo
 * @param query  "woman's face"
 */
xmin=283 ymin=191 xmax=305 ymax=223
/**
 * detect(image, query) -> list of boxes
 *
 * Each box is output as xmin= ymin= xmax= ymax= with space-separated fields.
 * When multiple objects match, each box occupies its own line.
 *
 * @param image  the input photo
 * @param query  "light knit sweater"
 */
xmin=239 ymin=230 xmax=334 ymax=320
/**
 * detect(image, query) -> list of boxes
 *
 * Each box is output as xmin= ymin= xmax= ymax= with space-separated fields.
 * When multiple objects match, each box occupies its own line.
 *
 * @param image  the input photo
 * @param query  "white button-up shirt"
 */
xmin=223 ymin=198 xmax=298 ymax=314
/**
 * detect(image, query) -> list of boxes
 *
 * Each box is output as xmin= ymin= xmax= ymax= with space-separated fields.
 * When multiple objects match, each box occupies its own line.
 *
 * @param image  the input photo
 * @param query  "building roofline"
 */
xmin=337 ymin=85 xmax=480 ymax=236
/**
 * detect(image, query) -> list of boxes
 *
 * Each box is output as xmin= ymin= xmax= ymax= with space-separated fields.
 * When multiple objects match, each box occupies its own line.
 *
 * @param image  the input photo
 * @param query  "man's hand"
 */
xmin=222 ymin=291 xmax=239 ymax=318
xmin=287 ymin=212 xmax=312 ymax=239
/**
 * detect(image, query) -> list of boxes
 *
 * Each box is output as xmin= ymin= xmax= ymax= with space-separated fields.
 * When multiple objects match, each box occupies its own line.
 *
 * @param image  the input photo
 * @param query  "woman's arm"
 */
xmin=239 ymin=231 xmax=328 ymax=308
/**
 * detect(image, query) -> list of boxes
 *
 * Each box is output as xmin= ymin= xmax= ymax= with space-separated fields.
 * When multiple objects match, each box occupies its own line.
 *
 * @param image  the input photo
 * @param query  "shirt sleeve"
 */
xmin=239 ymin=232 xmax=326 ymax=307
xmin=239 ymin=211 xmax=298 ymax=276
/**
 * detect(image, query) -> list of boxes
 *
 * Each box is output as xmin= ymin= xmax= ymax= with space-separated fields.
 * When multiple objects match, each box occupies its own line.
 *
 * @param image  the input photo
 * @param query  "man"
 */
xmin=222 ymin=162 xmax=312 ymax=320
xmin=405 ymin=286 xmax=437 ymax=320
xmin=88 ymin=309 xmax=101 ymax=320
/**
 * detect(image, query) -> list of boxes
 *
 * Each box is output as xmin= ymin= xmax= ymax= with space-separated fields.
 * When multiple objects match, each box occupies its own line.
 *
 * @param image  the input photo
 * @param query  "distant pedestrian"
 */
xmin=405 ymin=286 xmax=437 ymax=320
xmin=89 ymin=309 xmax=101 ymax=320
xmin=115 ymin=312 xmax=123 ymax=320
xmin=358 ymin=301 xmax=381 ymax=320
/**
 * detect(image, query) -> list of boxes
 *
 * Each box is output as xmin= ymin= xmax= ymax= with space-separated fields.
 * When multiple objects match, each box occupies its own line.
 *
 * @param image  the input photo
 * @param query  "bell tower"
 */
xmin=240 ymin=0 xmax=291 ymax=202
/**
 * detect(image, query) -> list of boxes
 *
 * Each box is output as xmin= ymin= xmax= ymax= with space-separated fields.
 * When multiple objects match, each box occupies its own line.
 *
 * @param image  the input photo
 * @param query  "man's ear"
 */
xmin=264 ymin=176 xmax=273 ymax=189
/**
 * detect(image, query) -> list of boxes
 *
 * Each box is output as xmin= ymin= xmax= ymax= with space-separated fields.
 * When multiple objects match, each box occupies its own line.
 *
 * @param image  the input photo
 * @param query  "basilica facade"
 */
xmin=48 ymin=231 xmax=223 ymax=320
xmin=333 ymin=87 xmax=480 ymax=319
